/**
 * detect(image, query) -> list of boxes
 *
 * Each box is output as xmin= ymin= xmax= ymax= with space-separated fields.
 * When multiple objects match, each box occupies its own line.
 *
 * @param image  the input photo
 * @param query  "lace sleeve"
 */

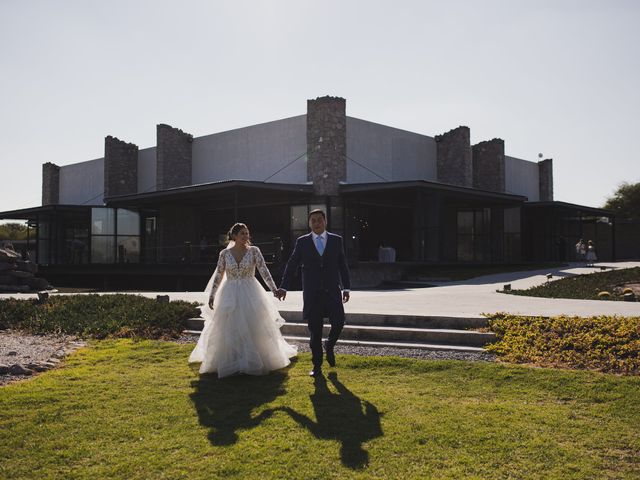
xmin=208 ymin=250 xmax=226 ymax=300
xmin=253 ymin=247 xmax=277 ymax=293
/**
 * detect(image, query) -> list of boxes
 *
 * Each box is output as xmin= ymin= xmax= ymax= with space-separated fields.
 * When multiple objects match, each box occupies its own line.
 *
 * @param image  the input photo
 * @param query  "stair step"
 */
xmin=281 ymin=323 xmax=494 ymax=347
xmin=181 ymin=331 xmax=487 ymax=353
xmin=186 ymin=312 xmax=487 ymax=330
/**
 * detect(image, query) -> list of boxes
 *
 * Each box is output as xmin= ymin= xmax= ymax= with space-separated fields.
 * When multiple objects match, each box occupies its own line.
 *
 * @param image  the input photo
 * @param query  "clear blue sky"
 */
xmin=1 ymin=0 xmax=638 ymax=214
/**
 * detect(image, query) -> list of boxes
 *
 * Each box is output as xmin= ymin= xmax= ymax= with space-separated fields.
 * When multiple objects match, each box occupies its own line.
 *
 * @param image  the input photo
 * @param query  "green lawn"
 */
xmin=1 ymin=340 xmax=639 ymax=479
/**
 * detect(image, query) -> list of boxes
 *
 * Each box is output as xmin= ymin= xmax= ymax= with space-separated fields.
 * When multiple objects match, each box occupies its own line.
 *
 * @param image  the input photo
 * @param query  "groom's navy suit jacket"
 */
xmin=280 ymin=232 xmax=351 ymax=320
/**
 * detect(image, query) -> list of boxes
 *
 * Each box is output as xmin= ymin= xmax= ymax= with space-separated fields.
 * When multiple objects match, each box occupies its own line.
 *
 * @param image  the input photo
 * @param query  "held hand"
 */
xmin=342 ymin=291 xmax=350 ymax=303
xmin=274 ymin=288 xmax=287 ymax=301
xmin=208 ymin=296 xmax=214 ymax=309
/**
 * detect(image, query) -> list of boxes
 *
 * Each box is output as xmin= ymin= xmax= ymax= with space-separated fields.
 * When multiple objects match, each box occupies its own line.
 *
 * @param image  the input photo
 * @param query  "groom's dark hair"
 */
xmin=308 ymin=209 xmax=326 ymax=220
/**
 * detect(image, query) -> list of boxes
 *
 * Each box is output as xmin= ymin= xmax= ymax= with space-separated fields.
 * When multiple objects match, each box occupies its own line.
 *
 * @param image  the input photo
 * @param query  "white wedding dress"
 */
xmin=189 ymin=245 xmax=297 ymax=378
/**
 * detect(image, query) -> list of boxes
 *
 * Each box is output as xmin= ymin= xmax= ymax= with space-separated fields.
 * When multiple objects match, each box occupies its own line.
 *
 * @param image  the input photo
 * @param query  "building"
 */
xmin=0 ymin=96 xmax=615 ymax=288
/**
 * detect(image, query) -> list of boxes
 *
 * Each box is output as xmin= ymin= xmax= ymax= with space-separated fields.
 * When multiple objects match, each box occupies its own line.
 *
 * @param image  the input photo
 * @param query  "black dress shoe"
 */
xmin=324 ymin=341 xmax=336 ymax=367
xmin=309 ymin=368 xmax=322 ymax=377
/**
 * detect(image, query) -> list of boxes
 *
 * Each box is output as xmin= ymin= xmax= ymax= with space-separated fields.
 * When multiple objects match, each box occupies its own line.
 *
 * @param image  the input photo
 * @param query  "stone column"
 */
xmin=104 ymin=136 xmax=138 ymax=198
xmin=472 ymin=138 xmax=505 ymax=192
xmin=435 ymin=126 xmax=472 ymax=188
xmin=306 ymin=96 xmax=346 ymax=197
xmin=156 ymin=124 xmax=193 ymax=190
xmin=538 ymin=158 xmax=553 ymax=201
xmin=42 ymin=162 xmax=60 ymax=205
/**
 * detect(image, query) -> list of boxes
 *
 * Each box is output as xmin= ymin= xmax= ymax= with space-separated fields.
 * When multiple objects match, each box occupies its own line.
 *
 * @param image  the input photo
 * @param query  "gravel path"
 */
xmin=0 ymin=330 xmax=85 ymax=386
xmin=176 ymin=333 xmax=496 ymax=362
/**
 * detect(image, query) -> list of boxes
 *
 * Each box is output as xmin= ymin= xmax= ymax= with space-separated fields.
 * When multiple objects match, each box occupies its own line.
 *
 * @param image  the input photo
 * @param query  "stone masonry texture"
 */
xmin=435 ymin=126 xmax=472 ymax=187
xmin=42 ymin=162 xmax=60 ymax=205
xmin=104 ymin=136 xmax=138 ymax=198
xmin=472 ymin=138 xmax=505 ymax=192
xmin=538 ymin=158 xmax=553 ymax=201
xmin=156 ymin=124 xmax=193 ymax=190
xmin=307 ymin=96 xmax=346 ymax=196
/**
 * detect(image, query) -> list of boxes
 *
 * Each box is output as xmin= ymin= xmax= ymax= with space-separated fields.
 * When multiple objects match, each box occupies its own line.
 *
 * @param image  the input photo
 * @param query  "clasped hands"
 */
xmin=272 ymin=289 xmax=350 ymax=303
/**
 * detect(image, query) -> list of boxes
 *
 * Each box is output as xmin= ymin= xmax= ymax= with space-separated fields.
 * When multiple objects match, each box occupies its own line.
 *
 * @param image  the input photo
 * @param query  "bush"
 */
xmin=0 ymin=295 xmax=200 ymax=339
xmin=487 ymin=313 xmax=640 ymax=375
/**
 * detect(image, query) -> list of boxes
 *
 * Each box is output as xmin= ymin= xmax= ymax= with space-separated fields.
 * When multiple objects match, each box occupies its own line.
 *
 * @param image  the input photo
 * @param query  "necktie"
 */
xmin=315 ymin=235 xmax=325 ymax=255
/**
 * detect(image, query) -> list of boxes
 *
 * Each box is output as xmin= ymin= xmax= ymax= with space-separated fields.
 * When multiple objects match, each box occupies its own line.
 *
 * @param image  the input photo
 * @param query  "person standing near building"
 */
xmin=189 ymin=223 xmax=297 ymax=378
xmin=575 ymin=238 xmax=586 ymax=263
xmin=276 ymin=209 xmax=351 ymax=377
xmin=585 ymin=240 xmax=598 ymax=266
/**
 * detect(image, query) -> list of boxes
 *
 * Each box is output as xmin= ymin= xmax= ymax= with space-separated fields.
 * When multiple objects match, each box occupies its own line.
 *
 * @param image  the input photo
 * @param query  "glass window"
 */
xmin=504 ymin=207 xmax=521 ymax=234
xmin=291 ymin=205 xmax=308 ymax=230
xmin=91 ymin=208 xmax=115 ymax=235
xmin=117 ymin=236 xmax=140 ymax=263
xmin=117 ymin=209 xmax=140 ymax=236
xmin=91 ymin=236 xmax=115 ymax=263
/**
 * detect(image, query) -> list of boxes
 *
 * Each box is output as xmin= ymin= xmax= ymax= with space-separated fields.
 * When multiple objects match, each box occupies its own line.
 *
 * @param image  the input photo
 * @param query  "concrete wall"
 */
xmin=138 ymin=147 xmax=157 ymax=193
xmin=346 ymin=117 xmax=437 ymax=183
xmin=505 ymin=155 xmax=539 ymax=201
xmin=59 ymin=158 xmax=104 ymax=205
xmin=192 ymin=115 xmax=307 ymax=184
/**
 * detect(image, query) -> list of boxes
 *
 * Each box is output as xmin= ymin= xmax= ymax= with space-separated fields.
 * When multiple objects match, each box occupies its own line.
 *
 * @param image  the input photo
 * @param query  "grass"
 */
xmin=2 ymin=340 xmax=640 ymax=479
xmin=504 ymin=267 xmax=640 ymax=301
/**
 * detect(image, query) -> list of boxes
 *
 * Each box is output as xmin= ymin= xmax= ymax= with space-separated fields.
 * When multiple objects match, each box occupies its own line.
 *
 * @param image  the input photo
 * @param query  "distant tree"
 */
xmin=604 ymin=182 xmax=640 ymax=219
xmin=0 ymin=222 xmax=32 ymax=241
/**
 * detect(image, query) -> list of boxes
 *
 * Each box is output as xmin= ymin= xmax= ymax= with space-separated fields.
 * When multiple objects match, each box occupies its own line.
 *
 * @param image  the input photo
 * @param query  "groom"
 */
xmin=276 ymin=209 xmax=351 ymax=377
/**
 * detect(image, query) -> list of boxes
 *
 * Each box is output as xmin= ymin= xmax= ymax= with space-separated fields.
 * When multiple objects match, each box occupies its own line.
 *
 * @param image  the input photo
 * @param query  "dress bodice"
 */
xmin=207 ymin=246 xmax=277 ymax=299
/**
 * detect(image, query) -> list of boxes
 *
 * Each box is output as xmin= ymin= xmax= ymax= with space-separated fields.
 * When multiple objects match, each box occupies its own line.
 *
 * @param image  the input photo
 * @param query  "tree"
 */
xmin=0 ymin=222 xmax=32 ymax=241
xmin=603 ymin=182 xmax=640 ymax=220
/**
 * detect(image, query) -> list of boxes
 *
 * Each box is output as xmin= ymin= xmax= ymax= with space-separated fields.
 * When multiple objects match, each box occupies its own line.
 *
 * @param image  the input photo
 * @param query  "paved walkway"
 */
xmin=2 ymin=262 xmax=640 ymax=318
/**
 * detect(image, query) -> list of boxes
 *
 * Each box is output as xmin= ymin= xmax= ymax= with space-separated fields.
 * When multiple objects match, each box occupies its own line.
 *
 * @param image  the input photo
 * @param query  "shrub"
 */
xmin=0 ymin=295 xmax=200 ymax=339
xmin=487 ymin=313 xmax=640 ymax=375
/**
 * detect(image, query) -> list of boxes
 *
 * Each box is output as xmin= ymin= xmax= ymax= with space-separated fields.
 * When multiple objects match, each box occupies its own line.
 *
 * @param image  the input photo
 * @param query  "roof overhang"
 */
xmin=340 ymin=180 xmax=528 ymax=203
xmin=524 ymin=201 xmax=614 ymax=217
xmin=105 ymin=180 xmax=314 ymax=207
xmin=0 ymin=204 xmax=92 ymax=221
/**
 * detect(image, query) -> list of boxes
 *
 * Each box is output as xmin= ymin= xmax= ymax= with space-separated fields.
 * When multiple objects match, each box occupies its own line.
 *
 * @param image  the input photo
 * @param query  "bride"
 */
xmin=189 ymin=223 xmax=297 ymax=378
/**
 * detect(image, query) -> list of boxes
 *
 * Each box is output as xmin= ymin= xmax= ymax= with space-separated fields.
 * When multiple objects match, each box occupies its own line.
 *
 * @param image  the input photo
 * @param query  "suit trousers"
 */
xmin=306 ymin=290 xmax=345 ymax=369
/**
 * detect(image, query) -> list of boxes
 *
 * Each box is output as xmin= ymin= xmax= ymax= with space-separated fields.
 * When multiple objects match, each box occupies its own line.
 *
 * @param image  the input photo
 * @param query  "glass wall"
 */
xmin=91 ymin=208 xmax=140 ymax=264
xmin=457 ymin=208 xmax=491 ymax=262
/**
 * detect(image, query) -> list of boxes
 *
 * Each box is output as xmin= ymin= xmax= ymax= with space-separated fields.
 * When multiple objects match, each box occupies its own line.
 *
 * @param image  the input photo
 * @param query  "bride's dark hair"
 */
xmin=227 ymin=223 xmax=250 ymax=245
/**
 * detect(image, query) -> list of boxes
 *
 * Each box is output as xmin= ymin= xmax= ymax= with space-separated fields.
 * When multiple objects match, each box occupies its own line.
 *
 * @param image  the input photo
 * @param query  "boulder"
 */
xmin=24 ymin=277 xmax=51 ymax=290
xmin=0 ymin=274 xmax=17 ymax=285
xmin=9 ymin=364 xmax=33 ymax=375
xmin=16 ymin=260 xmax=38 ymax=274
xmin=0 ymin=262 xmax=16 ymax=272
xmin=7 ymin=270 xmax=32 ymax=279
xmin=0 ymin=248 xmax=19 ymax=260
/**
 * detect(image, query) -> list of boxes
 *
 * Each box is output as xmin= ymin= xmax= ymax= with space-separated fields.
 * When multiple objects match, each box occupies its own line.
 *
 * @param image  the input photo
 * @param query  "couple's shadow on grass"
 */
xmin=190 ymin=364 xmax=383 ymax=469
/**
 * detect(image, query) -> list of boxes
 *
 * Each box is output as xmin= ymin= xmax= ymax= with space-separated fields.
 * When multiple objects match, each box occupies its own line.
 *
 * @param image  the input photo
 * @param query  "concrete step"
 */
xmin=280 ymin=323 xmax=494 ymax=348
xmin=184 ymin=319 xmax=494 ymax=348
xmin=186 ymin=312 xmax=487 ymax=330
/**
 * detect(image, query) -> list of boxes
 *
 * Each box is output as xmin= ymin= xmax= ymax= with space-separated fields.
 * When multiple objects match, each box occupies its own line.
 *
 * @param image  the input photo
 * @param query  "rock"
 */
xmin=0 ymin=248 xmax=20 ymax=260
xmin=24 ymin=277 xmax=50 ymax=290
xmin=0 ymin=275 xmax=17 ymax=285
xmin=16 ymin=260 xmax=38 ymax=274
xmin=0 ymin=364 xmax=9 ymax=374
xmin=7 ymin=351 xmax=17 ymax=356
xmin=9 ymin=364 xmax=33 ymax=375
xmin=46 ymin=357 xmax=61 ymax=364
xmin=7 ymin=270 xmax=32 ymax=279
xmin=0 ymin=262 xmax=16 ymax=272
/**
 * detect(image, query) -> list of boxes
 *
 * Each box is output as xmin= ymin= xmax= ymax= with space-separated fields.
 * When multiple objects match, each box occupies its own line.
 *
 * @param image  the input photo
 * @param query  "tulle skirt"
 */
xmin=189 ymin=277 xmax=297 ymax=378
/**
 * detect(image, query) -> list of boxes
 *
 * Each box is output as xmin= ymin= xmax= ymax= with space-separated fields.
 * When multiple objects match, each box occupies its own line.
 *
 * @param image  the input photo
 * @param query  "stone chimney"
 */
xmin=42 ymin=162 xmax=60 ymax=205
xmin=306 ymin=96 xmax=346 ymax=196
xmin=156 ymin=124 xmax=193 ymax=190
xmin=435 ymin=126 xmax=472 ymax=188
xmin=104 ymin=136 xmax=138 ymax=198
xmin=538 ymin=158 xmax=553 ymax=201
xmin=472 ymin=138 xmax=505 ymax=192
